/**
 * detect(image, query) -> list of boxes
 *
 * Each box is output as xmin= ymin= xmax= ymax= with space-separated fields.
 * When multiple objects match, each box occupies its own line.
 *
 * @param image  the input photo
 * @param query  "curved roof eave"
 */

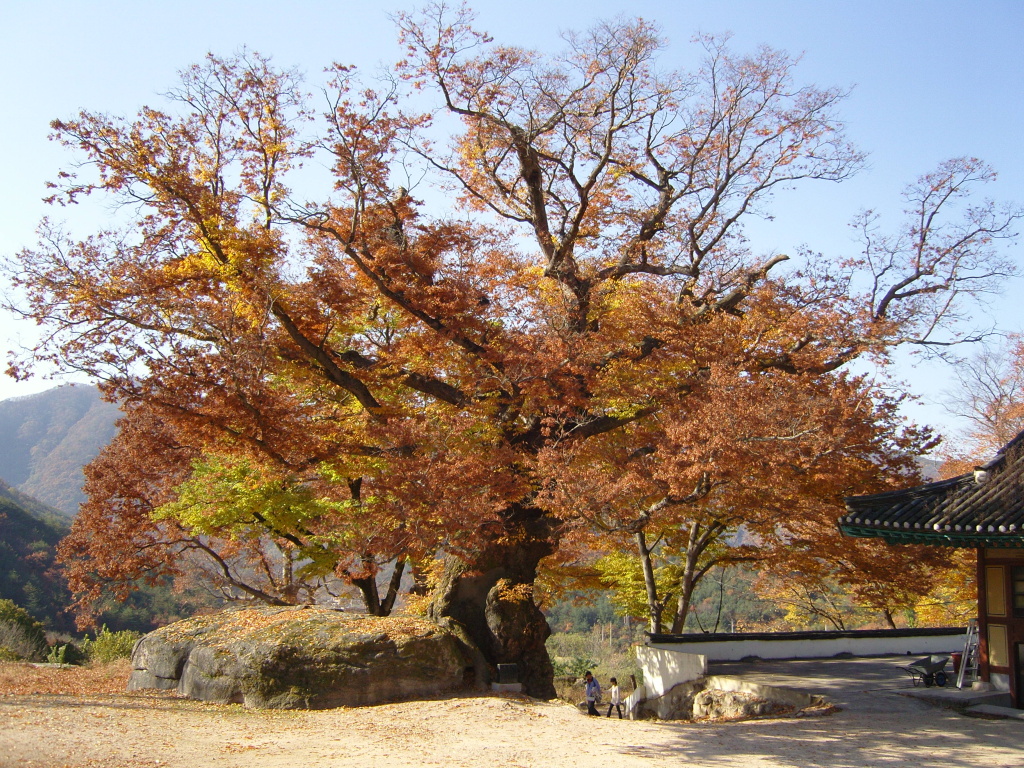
xmin=839 ymin=523 xmax=1024 ymax=548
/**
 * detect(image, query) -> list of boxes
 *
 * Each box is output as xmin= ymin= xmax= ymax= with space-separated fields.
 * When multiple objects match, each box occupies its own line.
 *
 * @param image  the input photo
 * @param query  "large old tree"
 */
xmin=7 ymin=7 xmax=1020 ymax=695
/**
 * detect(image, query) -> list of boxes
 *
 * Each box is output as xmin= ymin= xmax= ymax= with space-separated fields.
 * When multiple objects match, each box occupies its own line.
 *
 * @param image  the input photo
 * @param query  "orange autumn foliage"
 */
xmin=5 ymin=6 xmax=1020 ymax=690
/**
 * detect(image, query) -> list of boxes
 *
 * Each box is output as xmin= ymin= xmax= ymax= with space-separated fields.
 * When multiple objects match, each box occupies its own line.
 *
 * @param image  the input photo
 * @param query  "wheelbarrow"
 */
xmin=901 ymin=654 xmax=950 ymax=687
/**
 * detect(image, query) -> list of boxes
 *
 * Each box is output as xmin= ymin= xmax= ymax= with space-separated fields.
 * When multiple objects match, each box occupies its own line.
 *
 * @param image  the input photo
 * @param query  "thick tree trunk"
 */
xmin=427 ymin=504 xmax=556 ymax=699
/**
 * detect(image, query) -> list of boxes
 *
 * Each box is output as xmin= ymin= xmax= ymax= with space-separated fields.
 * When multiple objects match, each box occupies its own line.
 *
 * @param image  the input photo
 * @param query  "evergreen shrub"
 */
xmin=82 ymin=625 xmax=142 ymax=663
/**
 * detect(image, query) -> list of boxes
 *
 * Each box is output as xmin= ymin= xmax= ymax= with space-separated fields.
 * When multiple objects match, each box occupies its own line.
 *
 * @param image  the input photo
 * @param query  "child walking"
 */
xmin=605 ymin=677 xmax=622 ymax=718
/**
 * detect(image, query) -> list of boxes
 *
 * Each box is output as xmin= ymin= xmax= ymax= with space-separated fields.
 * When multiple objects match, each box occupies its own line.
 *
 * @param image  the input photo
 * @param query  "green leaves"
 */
xmin=152 ymin=458 xmax=338 ymax=539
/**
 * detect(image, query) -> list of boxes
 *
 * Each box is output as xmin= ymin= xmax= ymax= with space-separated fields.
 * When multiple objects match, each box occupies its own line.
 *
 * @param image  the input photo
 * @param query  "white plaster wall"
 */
xmin=649 ymin=632 xmax=964 ymax=662
xmin=634 ymin=646 xmax=706 ymax=698
xmin=624 ymin=683 xmax=646 ymax=719
xmin=991 ymin=672 xmax=1010 ymax=692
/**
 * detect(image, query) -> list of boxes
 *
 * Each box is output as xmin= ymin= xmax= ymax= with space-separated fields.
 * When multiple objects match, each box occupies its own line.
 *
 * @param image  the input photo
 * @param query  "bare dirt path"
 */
xmin=1 ymin=661 xmax=1022 ymax=768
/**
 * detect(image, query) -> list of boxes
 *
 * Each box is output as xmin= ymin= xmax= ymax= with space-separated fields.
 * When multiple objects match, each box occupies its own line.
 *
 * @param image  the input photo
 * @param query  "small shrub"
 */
xmin=551 ymin=655 xmax=597 ymax=678
xmin=46 ymin=644 xmax=67 ymax=665
xmin=554 ymin=675 xmax=586 ymax=705
xmin=82 ymin=626 xmax=142 ymax=664
xmin=0 ymin=623 xmax=46 ymax=661
xmin=45 ymin=634 xmax=88 ymax=666
xmin=0 ymin=600 xmax=47 ymax=661
xmin=44 ymin=643 xmax=88 ymax=666
xmin=62 ymin=641 xmax=88 ymax=665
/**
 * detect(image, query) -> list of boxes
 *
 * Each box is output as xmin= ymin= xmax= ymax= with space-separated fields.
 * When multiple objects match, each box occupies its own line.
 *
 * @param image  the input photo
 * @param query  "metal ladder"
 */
xmin=956 ymin=618 xmax=981 ymax=689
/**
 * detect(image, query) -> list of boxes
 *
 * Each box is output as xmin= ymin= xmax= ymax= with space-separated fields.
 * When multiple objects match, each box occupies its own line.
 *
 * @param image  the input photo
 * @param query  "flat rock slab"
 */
xmin=901 ymin=686 xmax=1013 ymax=708
xmin=638 ymin=674 xmax=827 ymax=721
xmin=128 ymin=605 xmax=469 ymax=709
xmin=967 ymin=704 xmax=1024 ymax=720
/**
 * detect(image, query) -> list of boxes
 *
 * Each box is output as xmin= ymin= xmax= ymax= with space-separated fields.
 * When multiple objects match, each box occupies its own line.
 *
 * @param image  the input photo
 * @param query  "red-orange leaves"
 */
xmin=10 ymin=16 xmax=1017 ymax=649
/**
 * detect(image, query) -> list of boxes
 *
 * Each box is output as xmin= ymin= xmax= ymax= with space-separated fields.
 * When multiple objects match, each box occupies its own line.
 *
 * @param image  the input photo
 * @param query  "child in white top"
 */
xmin=605 ymin=677 xmax=623 ymax=718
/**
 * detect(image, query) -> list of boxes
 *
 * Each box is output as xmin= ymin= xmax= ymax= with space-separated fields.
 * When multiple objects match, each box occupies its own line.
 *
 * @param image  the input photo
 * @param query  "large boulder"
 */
xmin=636 ymin=679 xmax=704 ymax=720
xmin=692 ymin=688 xmax=783 ymax=720
xmin=128 ymin=605 xmax=472 ymax=708
xmin=637 ymin=675 xmax=826 ymax=721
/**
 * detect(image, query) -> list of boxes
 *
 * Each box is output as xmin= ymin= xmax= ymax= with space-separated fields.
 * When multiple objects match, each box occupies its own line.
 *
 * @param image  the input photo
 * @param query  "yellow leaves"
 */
xmin=594 ymin=550 xmax=671 ymax=621
xmin=457 ymin=136 xmax=487 ymax=165
xmin=912 ymin=549 xmax=977 ymax=627
xmin=163 ymin=249 xmax=223 ymax=281
xmin=494 ymin=578 xmax=534 ymax=604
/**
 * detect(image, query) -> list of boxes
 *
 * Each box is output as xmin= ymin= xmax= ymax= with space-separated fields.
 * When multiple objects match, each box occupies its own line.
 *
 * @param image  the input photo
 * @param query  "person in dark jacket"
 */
xmin=583 ymin=671 xmax=601 ymax=716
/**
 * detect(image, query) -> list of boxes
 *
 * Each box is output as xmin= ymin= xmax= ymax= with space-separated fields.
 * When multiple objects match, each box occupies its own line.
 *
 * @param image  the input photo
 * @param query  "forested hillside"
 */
xmin=0 ymin=480 xmax=218 ymax=633
xmin=0 ymin=385 xmax=120 ymax=515
xmin=0 ymin=481 xmax=74 ymax=632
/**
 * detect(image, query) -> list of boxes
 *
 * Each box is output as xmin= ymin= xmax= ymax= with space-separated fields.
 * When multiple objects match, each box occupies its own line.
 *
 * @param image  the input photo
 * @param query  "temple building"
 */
xmin=839 ymin=429 xmax=1024 ymax=705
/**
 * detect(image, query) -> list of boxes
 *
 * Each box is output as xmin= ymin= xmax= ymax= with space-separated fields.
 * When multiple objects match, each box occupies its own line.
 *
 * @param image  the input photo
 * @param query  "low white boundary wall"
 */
xmin=635 ymin=628 xmax=967 ymax=701
xmin=634 ymin=646 xmax=706 ymax=698
xmin=646 ymin=627 xmax=966 ymax=662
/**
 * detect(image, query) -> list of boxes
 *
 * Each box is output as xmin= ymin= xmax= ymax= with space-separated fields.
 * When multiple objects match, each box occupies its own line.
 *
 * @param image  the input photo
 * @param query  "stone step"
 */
xmin=967 ymin=704 xmax=1024 ymax=720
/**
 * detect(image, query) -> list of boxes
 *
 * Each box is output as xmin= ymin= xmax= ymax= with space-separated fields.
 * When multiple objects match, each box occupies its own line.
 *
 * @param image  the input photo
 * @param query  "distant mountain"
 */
xmin=0 ymin=385 xmax=120 ymax=515
xmin=918 ymin=457 xmax=943 ymax=481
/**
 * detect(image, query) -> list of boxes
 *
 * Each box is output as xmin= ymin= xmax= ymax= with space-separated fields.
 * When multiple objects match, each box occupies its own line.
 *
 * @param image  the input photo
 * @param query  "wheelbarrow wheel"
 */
xmin=935 ymin=671 xmax=947 ymax=687
xmin=923 ymin=673 xmax=934 ymax=687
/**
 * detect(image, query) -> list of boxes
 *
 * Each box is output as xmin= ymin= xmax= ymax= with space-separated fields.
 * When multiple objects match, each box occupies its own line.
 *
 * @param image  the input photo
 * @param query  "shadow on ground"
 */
xmin=617 ymin=656 xmax=1023 ymax=768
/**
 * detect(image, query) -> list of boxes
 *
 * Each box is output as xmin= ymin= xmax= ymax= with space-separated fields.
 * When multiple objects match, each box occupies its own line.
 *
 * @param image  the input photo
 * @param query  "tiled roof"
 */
xmin=839 ymin=429 xmax=1024 ymax=548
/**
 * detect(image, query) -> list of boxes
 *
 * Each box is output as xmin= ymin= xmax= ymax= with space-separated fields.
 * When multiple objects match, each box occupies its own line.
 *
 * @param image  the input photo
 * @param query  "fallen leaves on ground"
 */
xmin=0 ymin=659 xmax=133 ymax=696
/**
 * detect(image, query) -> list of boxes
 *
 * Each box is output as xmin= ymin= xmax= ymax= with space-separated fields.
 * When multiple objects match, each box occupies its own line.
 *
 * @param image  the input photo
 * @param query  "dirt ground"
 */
xmin=1 ymin=660 xmax=1023 ymax=768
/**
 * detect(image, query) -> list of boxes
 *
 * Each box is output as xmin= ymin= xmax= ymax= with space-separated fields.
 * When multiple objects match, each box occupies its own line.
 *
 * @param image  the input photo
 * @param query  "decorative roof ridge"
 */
xmin=989 ymin=425 xmax=1024 ymax=463
xmin=845 ymin=427 xmax=1024 ymax=510
xmin=843 ymin=473 xmax=969 ymax=507
xmin=839 ymin=428 xmax=1024 ymax=548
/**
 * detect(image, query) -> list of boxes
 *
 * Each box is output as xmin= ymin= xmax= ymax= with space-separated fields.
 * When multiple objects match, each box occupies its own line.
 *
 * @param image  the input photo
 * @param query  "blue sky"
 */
xmin=1 ymin=0 xmax=1021 ymax=441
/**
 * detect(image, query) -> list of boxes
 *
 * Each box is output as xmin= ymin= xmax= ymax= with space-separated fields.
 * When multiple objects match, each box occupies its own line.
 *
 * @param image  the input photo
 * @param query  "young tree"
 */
xmin=763 ymin=514 xmax=959 ymax=629
xmin=539 ymin=365 xmax=941 ymax=633
xmin=942 ymin=336 xmax=1024 ymax=468
xmin=755 ymin=570 xmax=863 ymax=631
xmin=913 ymin=548 xmax=977 ymax=627
xmin=6 ymin=7 xmax=1020 ymax=694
